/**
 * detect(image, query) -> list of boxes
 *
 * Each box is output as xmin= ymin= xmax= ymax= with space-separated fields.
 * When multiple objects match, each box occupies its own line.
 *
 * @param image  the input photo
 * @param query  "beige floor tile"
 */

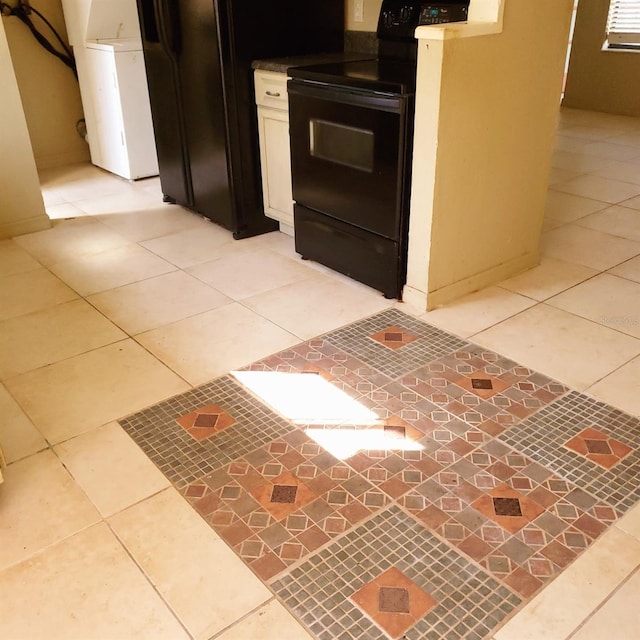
xmin=13 ymin=217 xmax=130 ymax=267
xmin=547 ymin=273 xmax=640 ymax=339
xmin=54 ymin=422 xmax=170 ymax=517
xmin=499 ymin=257 xmax=598 ymax=301
xmin=610 ymin=255 xmax=640 ymax=283
xmin=140 ymin=225 xmax=235 ymax=268
xmin=547 ymin=166 xmax=584 ymax=186
xmin=587 ymin=355 xmax=640 ymax=417
xmin=553 ymin=174 xmax=640 ymax=204
xmin=474 ymin=304 xmax=640 ymax=390
xmin=109 ymin=488 xmax=271 ymax=640
xmin=550 ymin=150 xmax=617 ymax=173
xmin=494 ymin=527 xmax=640 ymax=640
xmin=0 ymin=450 xmax=100 ymax=570
xmin=48 ymin=243 xmax=177 ymax=296
xmin=40 ymin=188 xmax=66 ymax=208
xmin=544 ymin=190 xmax=609 ymax=225
xmin=45 ymin=202 xmax=88 ymax=220
xmin=73 ymin=189 xmax=167 ymax=216
xmin=0 ymin=239 xmax=41 ymax=276
xmin=137 ymin=303 xmax=299 ymax=385
xmin=420 ymin=287 xmax=536 ymax=338
xmin=0 ymin=383 xmax=46 ymax=463
xmin=217 ymin=600 xmax=312 ymax=640
xmin=88 ymin=270 xmax=232 ymax=335
xmin=576 ymin=205 xmax=640 ymax=242
xmin=616 ymin=502 xmax=640 ymax=540
xmin=0 ymin=267 xmax=78 ymax=321
xmin=541 ymin=224 xmax=640 ymax=271
xmin=187 ymin=248 xmax=318 ymax=300
xmin=571 ymin=569 xmax=640 ymax=640
xmin=243 ymin=274 xmax=393 ymax=341
xmin=590 ymin=159 xmax=640 ymax=186
xmin=0 ymin=299 xmax=126 ymax=380
xmin=619 ymin=194 xmax=640 ymax=211
xmin=579 ymin=140 xmax=640 ymax=161
xmin=5 ymin=340 xmax=189 ymax=444
xmin=0 ymin=523 xmax=189 ymax=640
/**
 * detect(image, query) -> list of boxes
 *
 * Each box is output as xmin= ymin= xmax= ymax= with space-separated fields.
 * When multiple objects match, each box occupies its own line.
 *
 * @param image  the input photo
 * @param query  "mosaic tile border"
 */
xmin=272 ymin=506 xmax=521 ymax=640
xmin=500 ymin=391 xmax=640 ymax=512
xmin=119 ymin=375 xmax=295 ymax=489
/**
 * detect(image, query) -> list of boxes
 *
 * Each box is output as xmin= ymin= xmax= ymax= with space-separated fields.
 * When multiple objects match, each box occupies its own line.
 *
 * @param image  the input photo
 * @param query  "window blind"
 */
xmin=607 ymin=0 xmax=640 ymax=45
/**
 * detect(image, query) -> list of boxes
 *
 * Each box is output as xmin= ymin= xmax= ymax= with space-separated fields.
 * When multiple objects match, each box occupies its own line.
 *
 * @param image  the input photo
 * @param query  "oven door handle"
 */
xmin=287 ymin=80 xmax=405 ymax=114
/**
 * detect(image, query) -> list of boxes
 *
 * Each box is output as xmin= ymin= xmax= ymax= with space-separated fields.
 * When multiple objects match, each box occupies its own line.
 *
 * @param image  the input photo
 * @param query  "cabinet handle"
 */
xmin=265 ymin=90 xmax=281 ymax=97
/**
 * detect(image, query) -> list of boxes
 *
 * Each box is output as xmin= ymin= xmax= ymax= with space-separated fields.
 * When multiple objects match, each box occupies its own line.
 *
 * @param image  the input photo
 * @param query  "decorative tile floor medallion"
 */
xmin=119 ymin=309 xmax=640 ymax=640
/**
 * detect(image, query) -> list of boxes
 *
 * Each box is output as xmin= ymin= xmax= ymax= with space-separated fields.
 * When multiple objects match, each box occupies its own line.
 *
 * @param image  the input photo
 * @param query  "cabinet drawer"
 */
xmin=254 ymin=70 xmax=289 ymax=109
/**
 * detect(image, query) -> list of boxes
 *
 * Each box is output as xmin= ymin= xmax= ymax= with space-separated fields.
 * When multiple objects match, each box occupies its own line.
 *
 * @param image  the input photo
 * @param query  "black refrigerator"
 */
xmin=136 ymin=0 xmax=345 ymax=238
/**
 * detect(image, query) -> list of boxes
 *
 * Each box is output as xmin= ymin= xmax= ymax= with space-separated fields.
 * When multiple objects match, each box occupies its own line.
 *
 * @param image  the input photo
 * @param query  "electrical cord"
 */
xmin=1 ymin=1 xmax=77 ymax=78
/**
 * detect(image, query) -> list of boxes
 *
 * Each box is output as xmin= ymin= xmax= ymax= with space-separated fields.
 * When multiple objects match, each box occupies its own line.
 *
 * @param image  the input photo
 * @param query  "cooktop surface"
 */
xmin=288 ymin=58 xmax=417 ymax=95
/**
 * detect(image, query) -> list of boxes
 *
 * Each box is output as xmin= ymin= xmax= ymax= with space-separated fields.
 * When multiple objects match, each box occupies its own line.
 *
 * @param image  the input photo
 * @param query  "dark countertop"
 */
xmin=252 ymin=51 xmax=375 ymax=74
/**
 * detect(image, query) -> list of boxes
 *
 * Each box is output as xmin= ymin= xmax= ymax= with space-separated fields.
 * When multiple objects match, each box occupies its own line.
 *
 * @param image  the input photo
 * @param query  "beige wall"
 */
xmin=0 ymin=18 xmax=50 ymax=238
xmin=563 ymin=0 xmax=640 ymax=117
xmin=405 ymin=0 xmax=573 ymax=309
xmin=346 ymin=0 xmax=382 ymax=31
xmin=3 ymin=0 xmax=89 ymax=169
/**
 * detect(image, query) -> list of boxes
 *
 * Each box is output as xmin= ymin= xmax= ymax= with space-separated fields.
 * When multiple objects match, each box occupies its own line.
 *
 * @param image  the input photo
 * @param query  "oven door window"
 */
xmin=289 ymin=88 xmax=410 ymax=241
xmin=310 ymin=120 xmax=374 ymax=173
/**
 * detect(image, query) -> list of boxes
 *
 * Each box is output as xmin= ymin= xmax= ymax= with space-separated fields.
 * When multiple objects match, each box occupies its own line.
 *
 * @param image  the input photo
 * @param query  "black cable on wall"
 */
xmin=1 ymin=1 xmax=77 ymax=78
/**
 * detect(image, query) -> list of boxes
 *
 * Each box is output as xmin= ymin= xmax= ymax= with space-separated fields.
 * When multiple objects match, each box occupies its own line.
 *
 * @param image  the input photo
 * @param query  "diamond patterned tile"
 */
xmin=272 ymin=506 xmax=521 ymax=640
xmin=117 ymin=308 xmax=639 ymax=640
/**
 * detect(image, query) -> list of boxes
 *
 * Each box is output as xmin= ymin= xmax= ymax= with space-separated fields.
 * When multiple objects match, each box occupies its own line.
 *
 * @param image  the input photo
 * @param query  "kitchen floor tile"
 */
xmin=242 ymin=275 xmax=394 ymax=341
xmin=499 ymin=257 xmax=598 ymax=301
xmin=493 ymin=527 xmax=640 ymax=640
xmin=136 ymin=303 xmax=299 ymax=385
xmin=4 ymin=340 xmax=189 ymax=444
xmin=0 ymin=450 xmax=100 ymax=571
xmin=0 ymin=239 xmax=41 ymax=276
xmin=48 ymin=243 xmax=177 ymax=296
xmin=0 ymin=523 xmax=190 ymax=640
xmin=216 ymin=600 xmax=312 ymax=640
xmin=547 ymin=166 xmax=584 ymax=186
xmin=552 ymin=174 xmax=640 ymax=204
xmin=610 ymin=255 xmax=640 ymax=284
xmin=544 ymin=190 xmax=609 ymax=225
xmin=109 ymin=488 xmax=271 ymax=640
xmin=619 ymin=194 xmax=640 ymax=211
xmin=617 ymin=502 xmax=640 ymax=540
xmin=13 ymin=217 xmax=130 ymax=267
xmin=571 ymin=569 xmax=640 ymax=640
xmin=576 ymin=205 xmax=640 ymax=242
xmin=590 ymin=159 xmax=640 ymax=186
xmin=541 ymin=224 xmax=640 ymax=271
xmin=54 ymin=422 xmax=170 ymax=517
xmin=546 ymin=273 xmax=640 ymax=339
xmin=0 ymin=299 xmax=126 ymax=380
xmin=140 ymin=225 xmax=235 ymax=269
xmin=45 ymin=202 xmax=88 ymax=220
xmin=88 ymin=270 xmax=232 ymax=334
xmin=0 ymin=267 xmax=78 ymax=321
xmin=587 ymin=355 xmax=640 ymax=417
xmin=578 ymin=140 xmax=640 ymax=161
xmin=187 ymin=248 xmax=318 ymax=300
xmin=473 ymin=305 xmax=640 ymax=390
xmin=420 ymin=286 xmax=537 ymax=338
xmin=0 ymin=383 xmax=47 ymax=463
xmin=550 ymin=150 xmax=617 ymax=173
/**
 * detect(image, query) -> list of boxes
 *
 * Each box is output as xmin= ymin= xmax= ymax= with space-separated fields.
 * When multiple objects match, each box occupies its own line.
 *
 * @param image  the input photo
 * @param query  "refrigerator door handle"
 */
xmin=155 ymin=0 xmax=181 ymax=57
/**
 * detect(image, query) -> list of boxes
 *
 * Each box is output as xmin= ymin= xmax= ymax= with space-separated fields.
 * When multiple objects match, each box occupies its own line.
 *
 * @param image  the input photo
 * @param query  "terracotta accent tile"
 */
xmin=296 ymin=524 xmax=330 ymax=552
xmin=541 ymin=541 xmax=577 ymax=568
xmin=379 ymin=476 xmax=412 ymax=499
xmin=369 ymin=325 xmax=419 ymax=350
xmin=280 ymin=542 xmax=303 ymax=560
xmin=528 ymin=556 xmax=554 ymax=578
xmin=176 ymin=403 xmax=236 ymax=441
xmin=564 ymin=427 xmax=633 ymax=469
xmin=221 ymin=520 xmax=253 ymax=546
xmin=250 ymin=471 xmax=317 ymax=521
xmin=573 ymin=513 xmax=607 ymax=539
xmin=504 ymin=567 xmax=543 ymax=598
xmin=339 ymin=500 xmax=371 ymax=524
xmin=471 ymin=484 xmax=544 ymax=534
xmin=455 ymin=375 xmax=511 ymax=399
xmin=415 ymin=505 xmax=450 ymax=529
xmin=456 ymin=534 xmax=492 ymax=561
xmin=350 ymin=567 xmax=437 ymax=639
xmin=250 ymin=552 xmax=287 ymax=581
xmin=487 ymin=461 xmax=517 ymax=481
xmin=193 ymin=492 xmax=222 ymax=517
xmin=184 ymin=483 xmax=207 ymax=498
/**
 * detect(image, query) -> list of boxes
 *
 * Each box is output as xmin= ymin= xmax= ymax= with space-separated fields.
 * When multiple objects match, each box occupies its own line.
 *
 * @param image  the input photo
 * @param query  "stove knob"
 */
xmin=383 ymin=11 xmax=394 ymax=27
xmin=400 ymin=6 xmax=412 ymax=23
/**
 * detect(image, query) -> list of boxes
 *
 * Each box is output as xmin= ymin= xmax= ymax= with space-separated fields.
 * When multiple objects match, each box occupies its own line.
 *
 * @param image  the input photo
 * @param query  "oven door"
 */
xmin=288 ymin=80 xmax=412 ymax=241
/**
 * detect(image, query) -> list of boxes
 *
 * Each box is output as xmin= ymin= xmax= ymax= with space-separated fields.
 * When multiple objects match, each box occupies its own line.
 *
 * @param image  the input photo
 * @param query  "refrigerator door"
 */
xmin=137 ymin=0 xmax=191 ymax=206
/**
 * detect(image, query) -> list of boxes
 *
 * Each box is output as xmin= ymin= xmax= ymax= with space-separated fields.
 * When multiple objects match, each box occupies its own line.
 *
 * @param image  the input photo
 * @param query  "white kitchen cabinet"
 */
xmin=254 ymin=70 xmax=294 ymax=235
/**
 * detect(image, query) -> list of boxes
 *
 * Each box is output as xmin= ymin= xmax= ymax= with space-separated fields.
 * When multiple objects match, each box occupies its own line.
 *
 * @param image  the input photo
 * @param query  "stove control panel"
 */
xmin=419 ymin=4 xmax=469 ymax=25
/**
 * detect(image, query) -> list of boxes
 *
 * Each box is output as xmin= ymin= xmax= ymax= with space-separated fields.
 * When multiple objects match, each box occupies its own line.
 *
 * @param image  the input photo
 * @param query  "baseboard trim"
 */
xmin=0 ymin=214 xmax=51 ymax=239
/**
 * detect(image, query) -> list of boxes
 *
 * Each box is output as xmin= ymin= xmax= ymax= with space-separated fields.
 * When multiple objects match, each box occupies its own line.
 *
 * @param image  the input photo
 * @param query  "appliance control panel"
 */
xmin=377 ymin=1 xmax=469 ymax=39
xmin=419 ymin=4 xmax=469 ymax=25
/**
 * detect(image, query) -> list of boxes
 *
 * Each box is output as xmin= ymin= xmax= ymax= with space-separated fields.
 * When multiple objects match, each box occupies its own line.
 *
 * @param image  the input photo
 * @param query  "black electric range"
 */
xmin=288 ymin=0 xmax=469 ymax=299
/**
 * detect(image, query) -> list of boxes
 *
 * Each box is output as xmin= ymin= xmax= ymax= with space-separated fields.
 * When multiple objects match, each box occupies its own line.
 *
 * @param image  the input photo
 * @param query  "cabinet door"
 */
xmin=257 ymin=105 xmax=294 ymax=229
